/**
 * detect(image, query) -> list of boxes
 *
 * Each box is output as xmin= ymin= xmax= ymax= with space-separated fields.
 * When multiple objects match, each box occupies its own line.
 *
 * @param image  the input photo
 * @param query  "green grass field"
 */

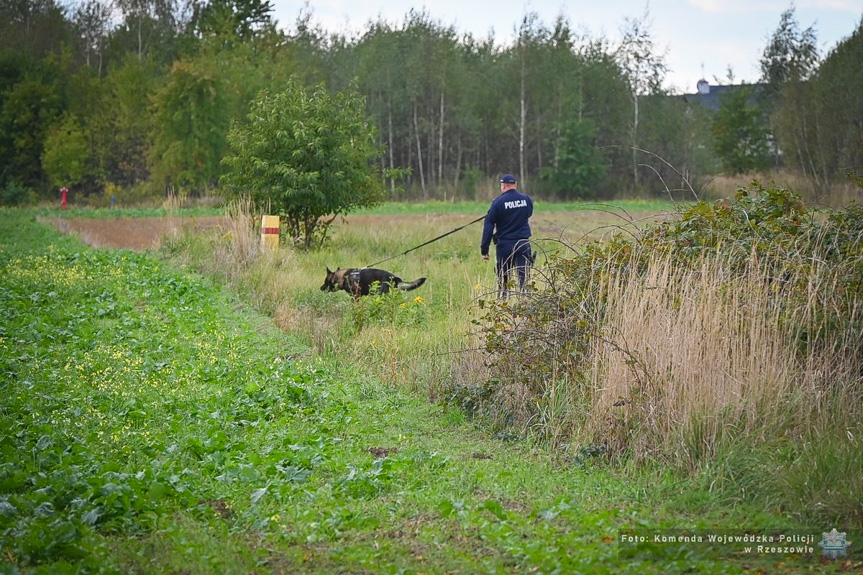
xmin=1 ymin=208 xmax=858 ymax=573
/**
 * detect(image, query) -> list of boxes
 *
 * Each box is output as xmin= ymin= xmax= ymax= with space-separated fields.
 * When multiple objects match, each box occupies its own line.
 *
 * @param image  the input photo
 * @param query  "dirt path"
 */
xmin=45 ymin=216 xmax=229 ymax=251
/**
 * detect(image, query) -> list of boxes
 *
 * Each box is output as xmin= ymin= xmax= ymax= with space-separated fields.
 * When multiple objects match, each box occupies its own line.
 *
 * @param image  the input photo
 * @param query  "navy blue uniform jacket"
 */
xmin=481 ymin=189 xmax=533 ymax=256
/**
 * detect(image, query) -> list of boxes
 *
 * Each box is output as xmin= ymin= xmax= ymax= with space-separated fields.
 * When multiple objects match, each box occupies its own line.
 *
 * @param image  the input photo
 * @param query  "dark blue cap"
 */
xmin=500 ymin=174 xmax=516 ymax=183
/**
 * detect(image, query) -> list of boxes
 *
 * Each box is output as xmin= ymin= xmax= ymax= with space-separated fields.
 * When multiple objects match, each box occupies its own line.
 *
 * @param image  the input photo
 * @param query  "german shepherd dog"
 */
xmin=320 ymin=267 xmax=426 ymax=299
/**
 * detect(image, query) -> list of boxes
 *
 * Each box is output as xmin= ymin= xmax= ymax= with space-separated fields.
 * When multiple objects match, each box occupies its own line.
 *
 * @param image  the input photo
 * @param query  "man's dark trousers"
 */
xmin=496 ymin=239 xmax=531 ymax=297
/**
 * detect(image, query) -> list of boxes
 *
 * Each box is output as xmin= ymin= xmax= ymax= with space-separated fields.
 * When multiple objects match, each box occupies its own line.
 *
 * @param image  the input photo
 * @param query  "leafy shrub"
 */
xmin=539 ymin=119 xmax=607 ymax=200
xmin=0 ymin=180 xmax=37 ymax=207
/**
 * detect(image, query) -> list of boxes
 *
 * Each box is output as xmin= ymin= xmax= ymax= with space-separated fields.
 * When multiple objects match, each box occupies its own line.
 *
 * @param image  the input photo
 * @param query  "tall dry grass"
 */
xmin=589 ymin=250 xmax=861 ymax=469
xmin=161 ymin=197 xmax=299 ymax=316
xmin=465 ymin=235 xmax=861 ymax=523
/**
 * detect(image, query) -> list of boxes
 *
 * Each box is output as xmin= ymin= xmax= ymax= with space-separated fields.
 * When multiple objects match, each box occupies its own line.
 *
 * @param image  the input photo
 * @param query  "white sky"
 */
xmin=270 ymin=0 xmax=862 ymax=94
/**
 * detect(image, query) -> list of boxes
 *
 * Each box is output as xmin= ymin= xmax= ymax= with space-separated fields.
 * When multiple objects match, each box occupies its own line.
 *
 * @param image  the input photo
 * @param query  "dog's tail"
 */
xmin=397 ymin=277 xmax=426 ymax=291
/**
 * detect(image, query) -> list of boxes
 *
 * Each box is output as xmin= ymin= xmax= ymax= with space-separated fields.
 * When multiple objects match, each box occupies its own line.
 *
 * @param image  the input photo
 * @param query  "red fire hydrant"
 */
xmin=60 ymin=187 xmax=68 ymax=210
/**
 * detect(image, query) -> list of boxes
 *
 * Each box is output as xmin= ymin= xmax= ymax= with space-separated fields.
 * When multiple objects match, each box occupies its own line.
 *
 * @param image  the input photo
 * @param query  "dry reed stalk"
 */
xmin=218 ymin=196 xmax=260 ymax=270
xmin=588 ymin=249 xmax=860 ymax=463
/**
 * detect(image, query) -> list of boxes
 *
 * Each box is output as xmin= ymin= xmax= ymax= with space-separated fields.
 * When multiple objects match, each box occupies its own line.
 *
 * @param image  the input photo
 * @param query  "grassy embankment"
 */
xmin=162 ymin=199 xmax=671 ymax=396
xmin=2 ymin=207 xmax=857 ymax=573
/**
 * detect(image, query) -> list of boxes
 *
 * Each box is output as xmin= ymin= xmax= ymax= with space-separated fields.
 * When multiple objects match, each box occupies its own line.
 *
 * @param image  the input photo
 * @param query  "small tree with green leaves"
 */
xmin=42 ymin=113 xmax=90 ymax=190
xmin=539 ymin=119 xmax=606 ymax=199
xmin=222 ymin=80 xmax=387 ymax=249
xmin=150 ymin=59 xmax=229 ymax=195
xmin=711 ymin=86 xmax=771 ymax=175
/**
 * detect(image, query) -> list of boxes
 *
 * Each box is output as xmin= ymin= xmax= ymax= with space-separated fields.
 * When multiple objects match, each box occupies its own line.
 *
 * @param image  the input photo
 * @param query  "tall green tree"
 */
xmin=615 ymin=5 xmax=668 ymax=191
xmin=194 ymin=0 xmax=274 ymax=41
xmin=111 ymin=0 xmax=194 ymax=65
xmin=355 ymin=21 xmax=402 ymax=192
xmin=0 ymin=0 xmax=71 ymax=58
xmin=71 ymin=0 xmax=112 ymax=74
xmin=544 ymin=16 xmax=577 ymax=178
xmin=149 ymin=58 xmax=229 ymax=194
xmin=760 ymin=7 xmax=821 ymax=184
xmin=397 ymin=11 xmax=459 ymax=195
xmin=0 ymin=61 xmax=64 ymax=192
xmin=42 ymin=113 xmax=90 ymax=189
xmin=283 ymin=6 xmax=328 ymax=86
xmin=711 ymin=85 xmax=771 ymax=174
xmin=147 ymin=15 xmax=289 ymax=197
xmin=221 ymin=81 xmax=387 ymax=249
xmin=760 ymin=7 xmax=818 ymax=93
xmin=637 ymin=92 xmax=715 ymax=199
xmin=811 ymin=18 xmax=863 ymax=183
xmin=510 ymin=12 xmax=550 ymax=189
xmin=424 ymin=31 xmax=499 ymax=191
xmin=102 ymin=55 xmax=158 ymax=188
xmin=575 ymin=38 xmax=632 ymax=197
xmin=540 ymin=118 xmax=606 ymax=199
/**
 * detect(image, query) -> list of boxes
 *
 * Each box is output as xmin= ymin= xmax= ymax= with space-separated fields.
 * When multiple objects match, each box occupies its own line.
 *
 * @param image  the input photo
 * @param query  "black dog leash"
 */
xmin=363 ymin=213 xmax=487 ymax=269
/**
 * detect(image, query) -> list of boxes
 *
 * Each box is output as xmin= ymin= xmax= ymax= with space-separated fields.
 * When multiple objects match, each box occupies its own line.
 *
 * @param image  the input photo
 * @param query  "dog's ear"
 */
xmin=326 ymin=267 xmax=333 ymax=274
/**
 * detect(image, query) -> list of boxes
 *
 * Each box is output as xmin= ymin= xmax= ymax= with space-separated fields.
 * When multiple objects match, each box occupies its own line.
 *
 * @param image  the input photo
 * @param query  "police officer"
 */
xmin=481 ymin=174 xmax=533 ymax=298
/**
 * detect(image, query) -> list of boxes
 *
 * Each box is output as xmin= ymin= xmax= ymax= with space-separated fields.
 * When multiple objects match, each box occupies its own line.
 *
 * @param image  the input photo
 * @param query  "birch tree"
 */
xmin=615 ymin=5 xmax=667 ymax=190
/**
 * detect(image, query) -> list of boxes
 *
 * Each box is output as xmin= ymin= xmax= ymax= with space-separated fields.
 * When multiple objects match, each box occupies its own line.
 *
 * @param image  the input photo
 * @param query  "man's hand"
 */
xmin=482 ymin=254 xmax=489 ymax=260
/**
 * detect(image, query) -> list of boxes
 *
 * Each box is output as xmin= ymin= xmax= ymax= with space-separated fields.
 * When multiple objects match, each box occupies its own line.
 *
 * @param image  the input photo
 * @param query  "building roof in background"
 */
xmin=682 ymin=80 xmax=766 ymax=112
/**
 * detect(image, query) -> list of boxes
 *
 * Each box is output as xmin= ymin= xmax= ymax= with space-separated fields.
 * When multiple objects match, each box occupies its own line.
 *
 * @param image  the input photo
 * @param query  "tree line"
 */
xmin=0 ymin=0 xmax=860 ymax=206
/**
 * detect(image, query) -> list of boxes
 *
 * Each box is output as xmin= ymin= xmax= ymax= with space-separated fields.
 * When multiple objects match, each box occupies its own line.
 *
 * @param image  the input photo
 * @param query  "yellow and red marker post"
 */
xmin=261 ymin=215 xmax=280 ymax=250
